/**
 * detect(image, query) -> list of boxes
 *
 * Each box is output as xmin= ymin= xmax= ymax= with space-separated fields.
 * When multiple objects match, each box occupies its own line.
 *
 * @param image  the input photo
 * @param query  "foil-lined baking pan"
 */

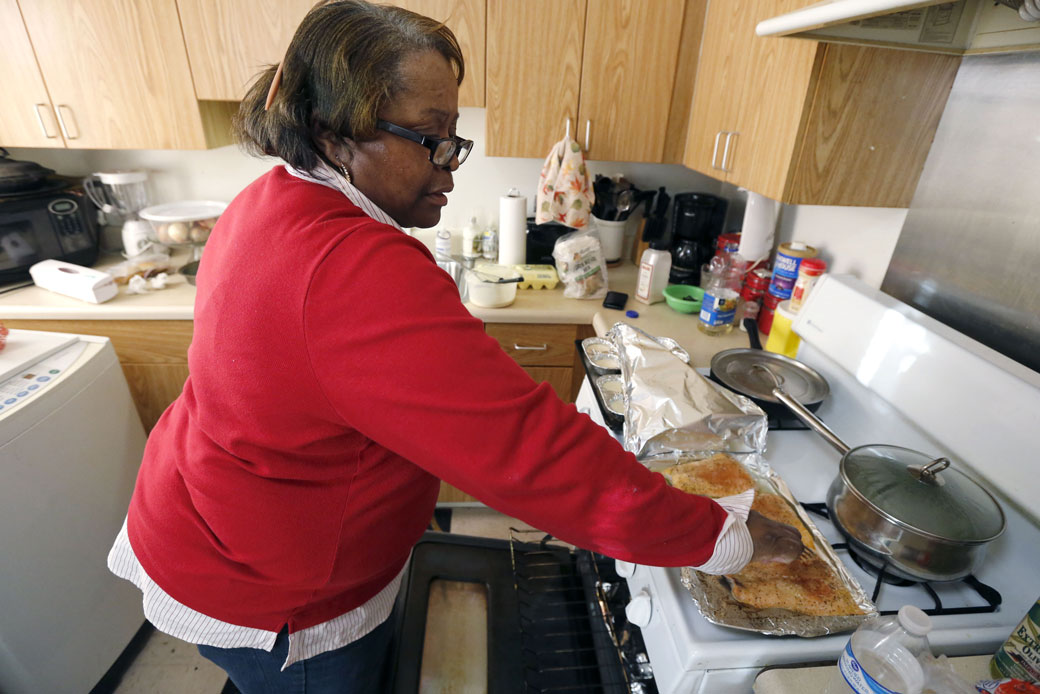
xmin=605 ymin=322 xmax=767 ymax=460
xmin=673 ymin=453 xmax=877 ymax=637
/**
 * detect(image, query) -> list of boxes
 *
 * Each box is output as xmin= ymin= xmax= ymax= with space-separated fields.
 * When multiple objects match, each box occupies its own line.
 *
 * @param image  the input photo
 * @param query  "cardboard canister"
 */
xmin=768 ymin=242 xmax=818 ymax=299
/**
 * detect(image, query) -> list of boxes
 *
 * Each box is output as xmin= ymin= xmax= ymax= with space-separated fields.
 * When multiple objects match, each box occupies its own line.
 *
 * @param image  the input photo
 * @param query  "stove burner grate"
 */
xmin=800 ymin=503 xmax=1003 ymax=617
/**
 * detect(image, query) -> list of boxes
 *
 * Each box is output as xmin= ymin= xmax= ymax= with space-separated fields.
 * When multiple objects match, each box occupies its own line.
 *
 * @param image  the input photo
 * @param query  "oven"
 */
xmin=388 ymin=531 xmax=658 ymax=693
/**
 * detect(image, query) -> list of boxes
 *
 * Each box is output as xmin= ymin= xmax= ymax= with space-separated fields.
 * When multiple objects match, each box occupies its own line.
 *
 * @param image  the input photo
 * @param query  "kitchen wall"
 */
xmin=9 ymin=107 xmax=906 ymax=287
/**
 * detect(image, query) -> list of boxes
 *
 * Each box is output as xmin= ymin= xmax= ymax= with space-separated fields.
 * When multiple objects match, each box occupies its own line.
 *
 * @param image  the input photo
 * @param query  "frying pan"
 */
xmin=754 ymin=363 xmax=1006 ymax=582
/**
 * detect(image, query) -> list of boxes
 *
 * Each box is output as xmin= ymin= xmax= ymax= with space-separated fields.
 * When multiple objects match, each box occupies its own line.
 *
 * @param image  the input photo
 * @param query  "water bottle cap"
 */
xmin=898 ymin=605 xmax=932 ymax=636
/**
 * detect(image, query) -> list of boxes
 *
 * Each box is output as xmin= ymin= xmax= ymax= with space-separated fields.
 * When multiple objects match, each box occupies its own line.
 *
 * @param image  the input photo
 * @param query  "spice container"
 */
xmin=769 ymin=241 xmax=818 ymax=299
xmin=740 ymin=267 xmax=771 ymax=319
xmin=790 ymin=258 xmax=827 ymax=312
xmin=634 ymin=240 xmax=671 ymax=304
xmin=758 ymin=290 xmax=784 ymax=335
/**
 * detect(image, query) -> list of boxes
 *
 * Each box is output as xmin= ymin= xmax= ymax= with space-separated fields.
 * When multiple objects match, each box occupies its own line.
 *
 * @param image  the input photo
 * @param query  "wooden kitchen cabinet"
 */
xmin=2 ymin=319 xmax=192 ymax=432
xmin=684 ymin=0 xmax=961 ymax=207
xmin=0 ymin=0 xmax=66 ymax=148
xmin=177 ymin=0 xmax=486 ymax=107
xmin=486 ymin=0 xmax=704 ymax=162
xmin=12 ymin=0 xmax=233 ymax=150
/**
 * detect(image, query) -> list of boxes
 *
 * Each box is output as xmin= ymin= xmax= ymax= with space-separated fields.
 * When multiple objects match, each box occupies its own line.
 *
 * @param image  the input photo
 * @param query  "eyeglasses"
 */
xmin=376 ymin=120 xmax=473 ymax=167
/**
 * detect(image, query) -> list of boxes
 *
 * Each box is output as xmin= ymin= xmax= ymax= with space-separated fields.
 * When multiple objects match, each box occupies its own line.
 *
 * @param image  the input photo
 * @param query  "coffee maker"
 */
xmin=667 ymin=192 xmax=728 ymax=285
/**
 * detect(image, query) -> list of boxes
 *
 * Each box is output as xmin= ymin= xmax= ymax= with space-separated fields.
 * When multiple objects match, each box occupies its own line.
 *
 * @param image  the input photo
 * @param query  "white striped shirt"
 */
xmin=107 ymin=162 xmax=754 ymax=669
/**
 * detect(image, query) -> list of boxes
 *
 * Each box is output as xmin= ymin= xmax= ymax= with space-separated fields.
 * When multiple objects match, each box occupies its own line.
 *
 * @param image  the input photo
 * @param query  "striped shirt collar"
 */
xmin=283 ymin=162 xmax=402 ymax=231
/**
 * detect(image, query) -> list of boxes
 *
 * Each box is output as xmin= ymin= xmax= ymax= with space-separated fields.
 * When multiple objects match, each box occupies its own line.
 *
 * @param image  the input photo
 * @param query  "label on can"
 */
xmin=699 ymin=289 xmax=738 ymax=327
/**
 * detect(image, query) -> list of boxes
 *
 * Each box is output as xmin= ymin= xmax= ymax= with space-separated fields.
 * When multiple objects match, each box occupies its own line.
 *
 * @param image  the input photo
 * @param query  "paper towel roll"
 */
xmin=498 ymin=190 xmax=527 ymax=266
xmin=738 ymin=190 xmax=779 ymax=263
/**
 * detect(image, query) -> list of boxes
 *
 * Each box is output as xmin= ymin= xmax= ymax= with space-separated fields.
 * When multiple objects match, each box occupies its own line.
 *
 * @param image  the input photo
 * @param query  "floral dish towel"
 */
xmin=535 ymin=137 xmax=594 ymax=229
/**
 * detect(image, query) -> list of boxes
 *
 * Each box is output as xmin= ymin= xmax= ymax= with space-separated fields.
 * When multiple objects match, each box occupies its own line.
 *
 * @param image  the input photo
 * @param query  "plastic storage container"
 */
xmin=824 ymin=605 xmax=933 ymax=694
xmin=140 ymin=200 xmax=227 ymax=259
xmin=465 ymin=264 xmax=522 ymax=308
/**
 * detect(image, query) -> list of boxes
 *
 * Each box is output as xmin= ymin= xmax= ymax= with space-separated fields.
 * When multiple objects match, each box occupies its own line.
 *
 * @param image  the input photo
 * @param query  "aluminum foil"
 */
xmin=676 ymin=453 xmax=878 ymax=637
xmin=606 ymin=322 xmax=768 ymax=460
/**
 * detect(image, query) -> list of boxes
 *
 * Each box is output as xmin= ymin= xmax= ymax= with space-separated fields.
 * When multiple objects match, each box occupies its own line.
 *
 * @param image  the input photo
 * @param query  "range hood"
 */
xmin=757 ymin=0 xmax=1040 ymax=54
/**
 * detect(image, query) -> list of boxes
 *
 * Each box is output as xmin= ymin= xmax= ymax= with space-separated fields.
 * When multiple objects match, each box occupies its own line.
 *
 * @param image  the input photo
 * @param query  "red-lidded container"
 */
xmin=741 ymin=267 xmax=771 ymax=301
xmin=757 ymin=290 xmax=784 ymax=334
xmin=714 ymin=233 xmax=741 ymax=258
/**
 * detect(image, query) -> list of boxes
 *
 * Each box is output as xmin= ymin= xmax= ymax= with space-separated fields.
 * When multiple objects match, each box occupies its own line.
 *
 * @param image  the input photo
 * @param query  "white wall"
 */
xmin=8 ymin=107 xmax=905 ymax=286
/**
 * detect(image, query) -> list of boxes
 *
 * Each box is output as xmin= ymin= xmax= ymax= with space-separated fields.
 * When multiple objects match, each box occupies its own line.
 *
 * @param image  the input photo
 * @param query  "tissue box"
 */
xmin=29 ymin=259 xmax=117 ymax=304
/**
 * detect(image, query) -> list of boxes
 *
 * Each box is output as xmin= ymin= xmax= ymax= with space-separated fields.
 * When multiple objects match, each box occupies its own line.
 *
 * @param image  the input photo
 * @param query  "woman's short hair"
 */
xmin=235 ymin=0 xmax=464 ymax=173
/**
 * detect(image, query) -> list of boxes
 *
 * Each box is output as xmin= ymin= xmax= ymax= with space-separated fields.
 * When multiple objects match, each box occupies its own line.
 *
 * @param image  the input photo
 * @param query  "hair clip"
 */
xmin=264 ymin=61 xmax=284 ymax=111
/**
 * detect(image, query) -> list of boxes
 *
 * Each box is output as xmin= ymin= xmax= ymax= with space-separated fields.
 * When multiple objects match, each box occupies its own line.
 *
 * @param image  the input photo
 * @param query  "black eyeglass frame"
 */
xmin=375 ymin=119 xmax=473 ymax=167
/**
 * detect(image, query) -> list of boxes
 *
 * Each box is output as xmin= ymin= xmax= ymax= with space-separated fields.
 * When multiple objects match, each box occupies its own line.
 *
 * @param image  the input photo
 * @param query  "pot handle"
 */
xmin=752 ymin=363 xmax=851 ymax=455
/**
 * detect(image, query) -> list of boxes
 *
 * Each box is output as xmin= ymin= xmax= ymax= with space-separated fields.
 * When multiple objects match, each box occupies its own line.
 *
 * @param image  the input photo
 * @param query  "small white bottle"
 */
xmin=634 ymin=240 xmax=671 ymax=304
xmin=462 ymin=216 xmax=482 ymax=260
xmin=824 ymin=605 xmax=932 ymax=694
xmin=435 ymin=228 xmax=451 ymax=259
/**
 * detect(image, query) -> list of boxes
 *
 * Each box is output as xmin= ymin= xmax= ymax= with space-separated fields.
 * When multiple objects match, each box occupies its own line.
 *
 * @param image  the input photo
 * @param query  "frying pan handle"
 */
xmin=752 ymin=363 xmax=851 ymax=456
xmin=743 ymin=318 xmax=762 ymax=351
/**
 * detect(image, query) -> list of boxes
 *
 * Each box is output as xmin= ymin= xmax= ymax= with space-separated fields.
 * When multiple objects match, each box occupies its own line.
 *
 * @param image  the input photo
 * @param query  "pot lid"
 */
xmin=710 ymin=348 xmax=829 ymax=405
xmin=841 ymin=444 xmax=1005 ymax=543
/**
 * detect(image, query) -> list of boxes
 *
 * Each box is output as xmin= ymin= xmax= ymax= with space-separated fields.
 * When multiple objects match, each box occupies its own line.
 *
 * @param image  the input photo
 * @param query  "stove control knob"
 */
xmin=625 ymin=590 xmax=653 ymax=628
xmin=615 ymin=560 xmax=637 ymax=578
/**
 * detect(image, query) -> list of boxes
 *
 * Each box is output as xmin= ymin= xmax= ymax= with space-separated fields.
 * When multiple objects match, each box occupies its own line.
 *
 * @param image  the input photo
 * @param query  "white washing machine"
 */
xmin=0 ymin=328 xmax=147 ymax=693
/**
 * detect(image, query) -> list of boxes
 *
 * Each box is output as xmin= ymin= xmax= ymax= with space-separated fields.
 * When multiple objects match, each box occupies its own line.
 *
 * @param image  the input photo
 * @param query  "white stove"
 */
xmin=577 ymin=275 xmax=1040 ymax=694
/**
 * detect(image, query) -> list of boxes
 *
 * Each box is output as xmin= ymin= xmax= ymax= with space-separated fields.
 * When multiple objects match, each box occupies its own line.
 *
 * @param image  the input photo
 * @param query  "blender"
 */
xmin=83 ymin=171 xmax=153 ymax=257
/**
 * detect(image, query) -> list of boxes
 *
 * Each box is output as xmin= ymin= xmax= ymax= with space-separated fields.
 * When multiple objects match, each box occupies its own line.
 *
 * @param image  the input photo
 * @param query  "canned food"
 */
xmin=769 ymin=242 xmax=818 ymax=299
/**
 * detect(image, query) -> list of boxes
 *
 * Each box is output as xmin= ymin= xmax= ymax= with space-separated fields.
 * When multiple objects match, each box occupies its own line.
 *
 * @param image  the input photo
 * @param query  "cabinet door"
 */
xmin=0 ymin=0 xmax=65 ymax=148
xmin=18 ymin=0 xmax=213 ymax=149
xmin=486 ymin=0 xmax=586 ymax=158
xmin=392 ymin=0 xmax=486 ymax=108
xmin=683 ymin=0 xmax=757 ymax=175
xmin=176 ymin=0 xmax=313 ymax=101
xmin=577 ymin=0 xmax=686 ymax=162
xmin=726 ymin=0 xmax=818 ymax=198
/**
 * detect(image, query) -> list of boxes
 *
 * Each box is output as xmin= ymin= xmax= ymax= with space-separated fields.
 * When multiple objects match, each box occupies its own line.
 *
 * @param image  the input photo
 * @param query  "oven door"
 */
xmin=388 ymin=532 xmax=657 ymax=693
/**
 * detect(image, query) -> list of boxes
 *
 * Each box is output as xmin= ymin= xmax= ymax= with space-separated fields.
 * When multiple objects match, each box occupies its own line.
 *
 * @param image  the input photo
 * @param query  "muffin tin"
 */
xmin=574 ymin=338 xmax=624 ymax=433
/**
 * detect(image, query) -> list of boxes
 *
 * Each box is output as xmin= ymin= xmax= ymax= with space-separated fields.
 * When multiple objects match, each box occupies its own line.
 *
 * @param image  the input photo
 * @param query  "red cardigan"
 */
xmin=127 ymin=167 xmax=729 ymax=632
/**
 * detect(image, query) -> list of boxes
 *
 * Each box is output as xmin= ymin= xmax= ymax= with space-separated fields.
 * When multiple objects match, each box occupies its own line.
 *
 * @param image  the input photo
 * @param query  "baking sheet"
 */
xmin=660 ymin=452 xmax=878 ymax=637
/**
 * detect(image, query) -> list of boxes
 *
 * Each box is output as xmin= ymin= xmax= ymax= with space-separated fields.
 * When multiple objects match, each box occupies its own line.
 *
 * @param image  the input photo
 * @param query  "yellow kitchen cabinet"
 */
xmin=0 ymin=0 xmax=66 ymax=148
xmin=1 ymin=319 xmax=192 ymax=432
xmin=11 ymin=0 xmax=233 ymax=150
xmin=684 ymin=0 xmax=961 ymax=207
xmin=487 ymin=0 xmax=703 ymax=162
xmin=177 ymin=0 xmax=486 ymax=107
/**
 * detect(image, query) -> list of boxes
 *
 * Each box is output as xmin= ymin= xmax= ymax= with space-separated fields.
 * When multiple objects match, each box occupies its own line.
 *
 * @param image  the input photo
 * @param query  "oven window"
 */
xmin=0 ymin=224 xmax=42 ymax=271
xmin=419 ymin=579 xmax=488 ymax=694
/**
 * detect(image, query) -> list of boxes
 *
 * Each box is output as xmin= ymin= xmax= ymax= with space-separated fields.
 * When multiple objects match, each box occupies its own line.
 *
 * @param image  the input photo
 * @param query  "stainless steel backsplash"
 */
xmin=882 ymin=51 xmax=1040 ymax=374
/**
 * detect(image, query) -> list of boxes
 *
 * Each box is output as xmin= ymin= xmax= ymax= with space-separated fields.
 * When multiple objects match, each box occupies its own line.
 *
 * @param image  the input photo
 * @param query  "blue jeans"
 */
xmin=197 ymin=616 xmax=394 ymax=694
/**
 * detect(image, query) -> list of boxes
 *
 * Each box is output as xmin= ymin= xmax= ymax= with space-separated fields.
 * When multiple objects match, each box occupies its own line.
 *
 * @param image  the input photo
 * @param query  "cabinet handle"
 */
xmin=720 ymin=131 xmax=738 ymax=173
xmin=711 ymin=131 xmax=724 ymax=169
xmin=55 ymin=104 xmax=80 ymax=140
xmin=33 ymin=103 xmax=59 ymax=139
xmin=584 ymin=120 xmax=591 ymax=152
xmin=513 ymin=343 xmax=548 ymax=351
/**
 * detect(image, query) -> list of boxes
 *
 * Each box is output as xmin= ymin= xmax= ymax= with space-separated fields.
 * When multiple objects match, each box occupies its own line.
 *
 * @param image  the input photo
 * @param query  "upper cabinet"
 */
xmin=12 ymin=0 xmax=233 ymax=150
xmin=684 ymin=0 xmax=961 ymax=207
xmin=487 ymin=0 xmax=702 ymax=162
xmin=177 ymin=0 xmax=486 ymax=107
xmin=0 ymin=0 xmax=65 ymax=148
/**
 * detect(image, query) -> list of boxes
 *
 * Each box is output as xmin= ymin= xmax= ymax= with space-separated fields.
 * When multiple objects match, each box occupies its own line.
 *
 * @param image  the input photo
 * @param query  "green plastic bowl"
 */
xmin=663 ymin=284 xmax=704 ymax=314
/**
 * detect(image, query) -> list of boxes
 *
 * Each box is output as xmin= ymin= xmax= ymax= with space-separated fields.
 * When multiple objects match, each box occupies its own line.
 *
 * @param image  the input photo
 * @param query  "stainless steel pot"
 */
xmin=754 ymin=363 xmax=1006 ymax=582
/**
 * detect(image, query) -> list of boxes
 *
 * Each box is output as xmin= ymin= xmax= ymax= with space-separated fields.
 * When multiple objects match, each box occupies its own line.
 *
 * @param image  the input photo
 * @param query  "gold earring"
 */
xmin=338 ymin=162 xmax=352 ymax=185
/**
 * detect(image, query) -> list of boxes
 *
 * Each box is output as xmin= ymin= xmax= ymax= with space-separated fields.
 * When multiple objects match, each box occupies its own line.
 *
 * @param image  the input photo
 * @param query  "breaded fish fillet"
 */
xmin=726 ymin=554 xmax=863 ymax=616
xmin=664 ymin=453 xmax=754 ymax=498
xmin=752 ymin=493 xmax=814 ymax=551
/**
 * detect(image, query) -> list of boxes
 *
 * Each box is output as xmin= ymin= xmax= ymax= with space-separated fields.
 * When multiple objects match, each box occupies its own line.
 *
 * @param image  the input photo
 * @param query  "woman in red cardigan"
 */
xmin=108 ymin=2 xmax=803 ymax=692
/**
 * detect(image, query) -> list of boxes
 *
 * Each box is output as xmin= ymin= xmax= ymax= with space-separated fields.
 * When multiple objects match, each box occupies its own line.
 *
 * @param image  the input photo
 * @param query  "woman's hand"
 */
xmin=746 ymin=509 xmax=805 ymax=563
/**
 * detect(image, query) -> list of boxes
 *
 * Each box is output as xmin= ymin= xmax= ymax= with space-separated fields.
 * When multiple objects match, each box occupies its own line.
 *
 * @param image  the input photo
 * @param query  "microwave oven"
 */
xmin=0 ymin=181 xmax=99 ymax=285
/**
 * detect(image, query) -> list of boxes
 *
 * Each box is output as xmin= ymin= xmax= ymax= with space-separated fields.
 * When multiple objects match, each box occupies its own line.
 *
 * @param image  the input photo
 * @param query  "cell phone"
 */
xmin=602 ymin=291 xmax=628 ymax=310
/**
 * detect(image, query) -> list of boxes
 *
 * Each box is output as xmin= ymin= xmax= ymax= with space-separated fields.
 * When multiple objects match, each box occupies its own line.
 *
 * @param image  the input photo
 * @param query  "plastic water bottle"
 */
xmin=824 ymin=605 xmax=933 ymax=694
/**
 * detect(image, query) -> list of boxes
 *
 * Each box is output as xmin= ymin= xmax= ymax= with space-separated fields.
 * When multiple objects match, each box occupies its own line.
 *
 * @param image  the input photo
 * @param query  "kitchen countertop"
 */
xmin=0 ymin=254 xmax=750 ymax=364
xmin=753 ymin=654 xmax=992 ymax=693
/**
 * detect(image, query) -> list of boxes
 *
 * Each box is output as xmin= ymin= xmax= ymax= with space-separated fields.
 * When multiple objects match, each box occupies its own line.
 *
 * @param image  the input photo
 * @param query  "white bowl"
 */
xmin=466 ymin=264 xmax=522 ymax=308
